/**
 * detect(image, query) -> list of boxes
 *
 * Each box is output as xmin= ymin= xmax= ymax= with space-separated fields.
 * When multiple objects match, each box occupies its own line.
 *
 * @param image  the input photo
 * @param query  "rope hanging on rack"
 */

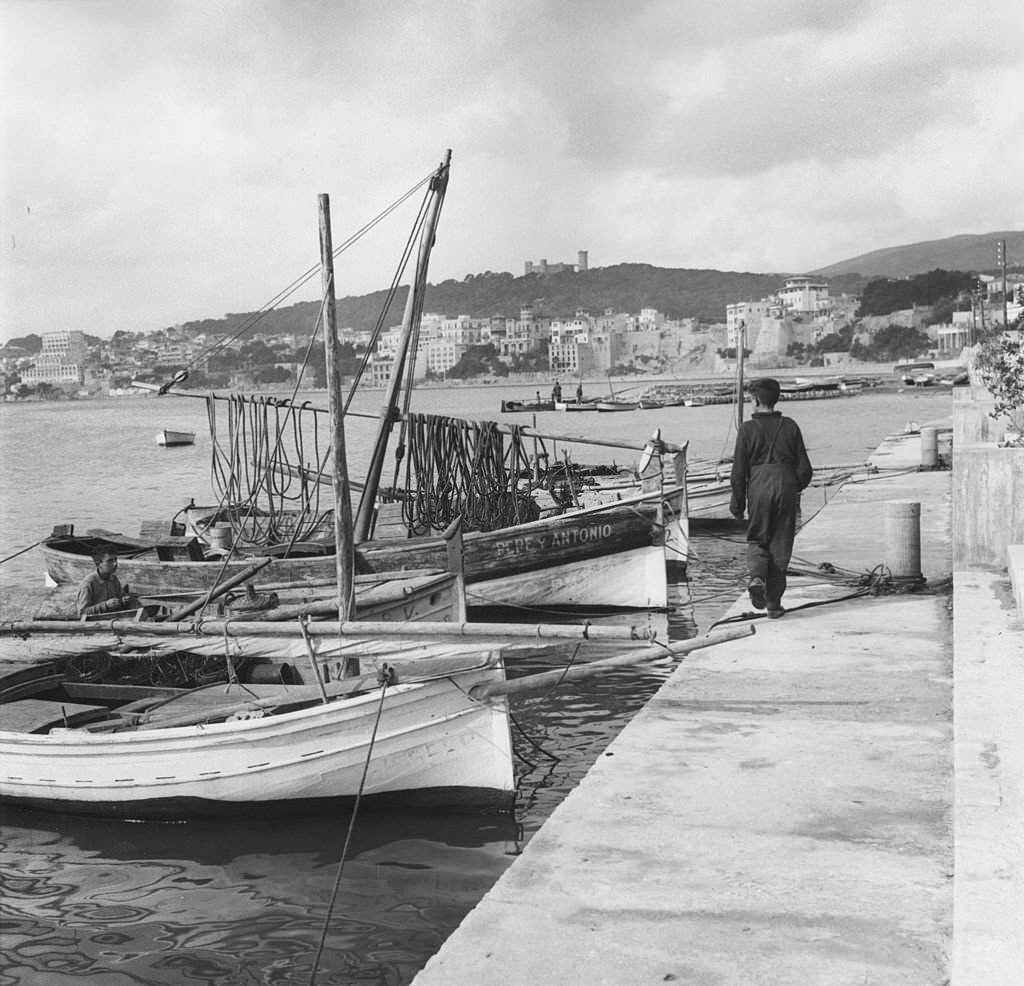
xmin=389 ymin=413 xmax=543 ymax=535
xmin=206 ymin=395 xmax=333 ymax=545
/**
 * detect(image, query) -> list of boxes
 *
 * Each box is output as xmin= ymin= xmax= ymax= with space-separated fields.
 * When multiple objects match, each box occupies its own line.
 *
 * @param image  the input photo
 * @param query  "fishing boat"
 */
xmin=777 ymin=377 xmax=855 ymax=401
xmin=594 ymin=399 xmax=639 ymax=412
xmin=42 ymin=475 xmax=687 ymax=610
xmin=500 ymin=398 xmax=554 ymax=413
xmin=0 ymin=643 xmax=515 ymax=819
xmin=155 ymin=429 xmax=195 ymax=447
xmin=0 ymin=607 xmax=748 ymax=819
xmin=553 ymin=398 xmax=598 ymax=412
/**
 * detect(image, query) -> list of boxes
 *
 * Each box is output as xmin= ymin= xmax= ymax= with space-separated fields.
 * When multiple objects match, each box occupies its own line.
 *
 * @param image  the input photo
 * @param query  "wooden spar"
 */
xmin=355 ymin=150 xmax=452 ymax=542
xmin=469 ymin=624 xmax=755 ymax=699
xmin=1 ymin=617 xmax=657 ymax=641
xmin=134 ymin=382 xmax=683 ymax=455
xmin=161 ymin=558 xmax=272 ymax=622
xmin=318 ymin=193 xmax=355 ymax=623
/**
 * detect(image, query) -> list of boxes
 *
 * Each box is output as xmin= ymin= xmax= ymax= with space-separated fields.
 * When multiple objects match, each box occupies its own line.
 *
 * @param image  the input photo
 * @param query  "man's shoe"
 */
xmin=747 ymin=577 xmax=766 ymax=610
xmin=766 ymin=606 xmax=785 ymax=619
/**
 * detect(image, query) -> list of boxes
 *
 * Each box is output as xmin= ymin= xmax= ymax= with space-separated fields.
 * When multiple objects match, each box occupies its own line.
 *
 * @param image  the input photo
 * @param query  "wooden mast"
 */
xmin=317 ymin=193 xmax=354 ymax=623
xmin=735 ymin=318 xmax=746 ymax=429
xmin=354 ymin=150 xmax=451 ymax=542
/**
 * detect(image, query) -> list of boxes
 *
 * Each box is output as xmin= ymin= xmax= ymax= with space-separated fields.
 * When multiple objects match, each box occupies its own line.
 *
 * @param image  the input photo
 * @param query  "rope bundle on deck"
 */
xmin=391 ymin=413 xmax=542 ymax=534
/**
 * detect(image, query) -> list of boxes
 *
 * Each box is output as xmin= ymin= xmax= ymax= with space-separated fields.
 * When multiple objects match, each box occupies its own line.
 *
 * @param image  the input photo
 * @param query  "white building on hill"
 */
xmin=19 ymin=330 xmax=88 ymax=387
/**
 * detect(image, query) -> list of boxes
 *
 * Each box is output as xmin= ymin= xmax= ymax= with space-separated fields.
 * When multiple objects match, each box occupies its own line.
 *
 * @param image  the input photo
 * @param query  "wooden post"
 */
xmin=318 ymin=194 xmax=355 ymax=629
xmin=736 ymin=320 xmax=746 ymax=430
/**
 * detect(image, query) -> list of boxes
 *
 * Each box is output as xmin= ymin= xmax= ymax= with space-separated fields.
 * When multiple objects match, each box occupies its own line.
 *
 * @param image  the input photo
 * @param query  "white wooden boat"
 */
xmin=553 ymin=399 xmax=598 ymax=412
xmin=0 ymin=651 xmax=515 ymax=818
xmin=156 ymin=429 xmax=196 ymax=447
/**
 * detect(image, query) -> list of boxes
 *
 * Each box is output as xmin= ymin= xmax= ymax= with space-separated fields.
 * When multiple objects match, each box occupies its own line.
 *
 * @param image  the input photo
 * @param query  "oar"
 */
xmin=469 ymin=624 xmax=755 ymax=699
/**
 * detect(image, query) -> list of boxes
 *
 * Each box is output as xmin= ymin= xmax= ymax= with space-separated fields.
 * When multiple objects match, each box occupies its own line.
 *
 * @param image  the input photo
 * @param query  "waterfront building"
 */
xmin=19 ymin=330 xmax=88 ymax=388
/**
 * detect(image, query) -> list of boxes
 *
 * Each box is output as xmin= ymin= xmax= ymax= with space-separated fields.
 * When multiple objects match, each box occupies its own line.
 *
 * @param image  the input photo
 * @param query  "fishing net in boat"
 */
xmin=205 ymin=395 xmax=333 ymax=545
xmin=386 ymin=412 xmax=542 ymax=534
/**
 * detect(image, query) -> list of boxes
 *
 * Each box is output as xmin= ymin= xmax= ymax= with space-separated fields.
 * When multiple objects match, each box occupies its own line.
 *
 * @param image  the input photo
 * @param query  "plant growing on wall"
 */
xmin=973 ymin=319 xmax=1024 ymax=442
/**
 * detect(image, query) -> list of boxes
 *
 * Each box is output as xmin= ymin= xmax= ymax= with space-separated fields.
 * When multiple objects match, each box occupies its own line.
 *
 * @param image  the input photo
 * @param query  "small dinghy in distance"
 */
xmin=156 ymin=429 xmax=196 ymax=447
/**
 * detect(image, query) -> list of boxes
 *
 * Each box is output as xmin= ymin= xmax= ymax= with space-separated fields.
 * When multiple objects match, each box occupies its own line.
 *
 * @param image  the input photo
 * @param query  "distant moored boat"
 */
xmin=156 ymin=429 xmax=196 ymax=447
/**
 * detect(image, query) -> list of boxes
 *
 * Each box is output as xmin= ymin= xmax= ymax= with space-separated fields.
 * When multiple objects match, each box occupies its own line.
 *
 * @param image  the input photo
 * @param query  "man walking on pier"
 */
xmin=729 ymin=377 xmax=813 ymax=618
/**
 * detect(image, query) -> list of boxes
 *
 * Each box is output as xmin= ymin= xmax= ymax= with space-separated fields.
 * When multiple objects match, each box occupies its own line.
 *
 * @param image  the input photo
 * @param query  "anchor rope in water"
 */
xmin=308 ymin=667 xmax=395 ymax=986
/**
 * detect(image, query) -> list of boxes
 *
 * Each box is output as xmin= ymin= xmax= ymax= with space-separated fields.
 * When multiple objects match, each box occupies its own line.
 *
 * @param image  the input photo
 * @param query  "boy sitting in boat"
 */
xmin=76 ymin=549 xmax=138 ymax=618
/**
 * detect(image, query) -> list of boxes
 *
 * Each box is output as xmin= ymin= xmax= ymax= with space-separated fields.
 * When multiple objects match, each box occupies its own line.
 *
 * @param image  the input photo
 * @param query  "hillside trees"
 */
xmin=448 ymin=344 xmax=509 ymax=379
xmin=855 ymin=269 xmax=976 ymax=318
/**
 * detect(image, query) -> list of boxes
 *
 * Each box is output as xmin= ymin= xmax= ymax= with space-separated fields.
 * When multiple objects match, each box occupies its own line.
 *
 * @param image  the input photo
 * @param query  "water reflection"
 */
xmin=1 ymin=807 xmax=521 ymax=986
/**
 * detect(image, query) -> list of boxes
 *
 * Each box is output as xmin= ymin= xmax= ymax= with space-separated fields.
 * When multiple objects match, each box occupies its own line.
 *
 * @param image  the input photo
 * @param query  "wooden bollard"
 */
xmin=884 ymin=500 xmax=922 ymax=580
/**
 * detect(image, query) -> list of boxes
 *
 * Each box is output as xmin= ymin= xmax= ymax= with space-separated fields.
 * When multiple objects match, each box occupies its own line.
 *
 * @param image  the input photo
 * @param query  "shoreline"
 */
xmin=2 ymin=363 xmax=966 ymax=402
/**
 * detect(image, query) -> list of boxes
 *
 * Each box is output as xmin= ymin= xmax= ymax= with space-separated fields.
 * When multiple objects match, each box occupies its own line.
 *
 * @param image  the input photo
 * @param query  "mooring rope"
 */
xmin=308 ymin=666 xmax=396 ymax=986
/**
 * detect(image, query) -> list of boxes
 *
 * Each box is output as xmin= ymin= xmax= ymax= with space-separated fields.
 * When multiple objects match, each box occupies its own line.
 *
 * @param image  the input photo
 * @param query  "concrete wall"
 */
xmin=953 ymin=388 xmax=1024 ymax=569
xmin=953 ymin=386 xmax=1007 ymax=445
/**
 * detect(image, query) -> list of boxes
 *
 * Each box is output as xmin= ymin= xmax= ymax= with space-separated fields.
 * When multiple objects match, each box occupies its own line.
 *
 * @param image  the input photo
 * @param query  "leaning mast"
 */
xmin=317 ymin=193 xmax=355 ymax=622
xmin=354 ymin=150 xmax=451 ymax=542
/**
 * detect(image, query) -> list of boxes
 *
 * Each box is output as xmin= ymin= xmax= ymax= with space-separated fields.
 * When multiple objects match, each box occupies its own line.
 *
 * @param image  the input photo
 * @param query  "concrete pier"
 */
xmin=411 ymin=413 xmax=1023 ymax=986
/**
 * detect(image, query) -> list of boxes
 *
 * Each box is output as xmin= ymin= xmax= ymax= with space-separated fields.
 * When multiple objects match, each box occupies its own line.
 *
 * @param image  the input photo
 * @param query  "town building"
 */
xmin=18 ymin=330 xmax=88 ymax=388
xmin=776 ymin=276 xmax=832 ymax=315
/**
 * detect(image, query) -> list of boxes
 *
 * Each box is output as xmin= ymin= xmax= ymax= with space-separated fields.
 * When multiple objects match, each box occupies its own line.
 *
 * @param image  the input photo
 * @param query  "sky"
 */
xmin=2 ymin=0 xmax=1023 ymax=341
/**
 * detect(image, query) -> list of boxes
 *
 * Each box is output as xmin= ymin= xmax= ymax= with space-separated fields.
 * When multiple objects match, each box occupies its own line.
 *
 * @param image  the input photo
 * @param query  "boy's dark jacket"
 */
xmin=729 ymin=411 xmax=813 ymax=517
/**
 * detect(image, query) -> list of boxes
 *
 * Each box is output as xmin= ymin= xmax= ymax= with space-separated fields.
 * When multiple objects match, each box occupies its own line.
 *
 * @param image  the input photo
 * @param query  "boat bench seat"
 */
xmin=3 ymin=699 xmax=110 ymax=733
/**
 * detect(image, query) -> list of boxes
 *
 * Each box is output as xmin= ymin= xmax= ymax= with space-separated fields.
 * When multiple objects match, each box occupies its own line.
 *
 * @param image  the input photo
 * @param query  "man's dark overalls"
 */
xmin=730 ymin=411 xmax=813 ymax=612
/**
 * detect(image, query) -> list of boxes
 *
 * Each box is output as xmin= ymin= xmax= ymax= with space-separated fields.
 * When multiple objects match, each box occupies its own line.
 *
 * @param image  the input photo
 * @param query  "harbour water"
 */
xmin=0 ymin=381 xmax=954 ymax=985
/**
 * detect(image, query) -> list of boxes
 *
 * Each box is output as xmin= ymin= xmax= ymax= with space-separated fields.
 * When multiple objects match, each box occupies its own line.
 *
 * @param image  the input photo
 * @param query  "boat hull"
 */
xmin=0 ymin=667 xmax=514 ymax=819
xmin=43 ymin=490 xmax=685 ymax=609
xmin=156 ymin=429 xmax=196 ymax=446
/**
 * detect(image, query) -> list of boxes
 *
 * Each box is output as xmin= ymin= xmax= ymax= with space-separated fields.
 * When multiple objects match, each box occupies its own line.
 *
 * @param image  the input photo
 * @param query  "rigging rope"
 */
xmin=206 ymin=394 xmax=332 ymax=545
xmin=389 ymin=413 xmax=543 ymax=534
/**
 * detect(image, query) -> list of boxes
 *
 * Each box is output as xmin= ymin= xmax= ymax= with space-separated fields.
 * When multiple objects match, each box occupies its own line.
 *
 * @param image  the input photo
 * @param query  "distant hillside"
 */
xmin=179 ymin=264 xmax=867 ymax=339
xmin=814 ymin=231 xmax=1024 ymax=278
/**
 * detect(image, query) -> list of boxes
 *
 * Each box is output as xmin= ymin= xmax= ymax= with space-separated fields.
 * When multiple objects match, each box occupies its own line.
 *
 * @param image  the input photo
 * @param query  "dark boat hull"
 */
xmin=42 ymin=491 xmax=684 ymax=609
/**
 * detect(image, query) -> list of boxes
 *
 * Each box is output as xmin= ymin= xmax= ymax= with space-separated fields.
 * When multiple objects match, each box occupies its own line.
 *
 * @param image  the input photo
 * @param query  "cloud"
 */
xmin=2 ymin=0 xmax=1023 ymax=339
